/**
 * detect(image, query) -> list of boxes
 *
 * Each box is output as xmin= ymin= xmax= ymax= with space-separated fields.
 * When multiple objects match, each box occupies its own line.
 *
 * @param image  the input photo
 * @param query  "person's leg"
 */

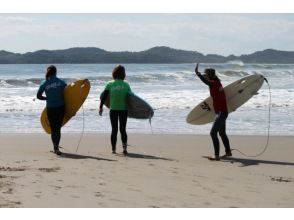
xmin=119 ymin=110 xmax=128 ymax=154
xmin=218 ymin=112 xmax=232 ymax=156
xmin=47 ymin=107 xmax=57 ymax=150
xmin=55 ymin=106 xmax=65 ymax=153
xmin=110 ymin=110 xmax=119 ymax=153
xmin=47 ymin=106 xmax=64 ymax=155
xmin=210 ymin=113 xmax=224 ymax=158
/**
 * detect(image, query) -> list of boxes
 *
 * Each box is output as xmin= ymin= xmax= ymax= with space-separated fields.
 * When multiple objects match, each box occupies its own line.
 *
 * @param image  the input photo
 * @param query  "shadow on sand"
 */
xmin=220 ymin=157 xmax=294 ymax=167
xmin=59 ymin=152 xmax=116 ymax=162
xmin=117 ymin=152 xmax=174 ymax=161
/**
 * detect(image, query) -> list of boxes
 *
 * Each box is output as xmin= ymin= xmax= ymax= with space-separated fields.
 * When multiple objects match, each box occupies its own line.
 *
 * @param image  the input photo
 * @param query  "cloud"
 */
xmin=1 ymin=14 xmax=294 ymax=55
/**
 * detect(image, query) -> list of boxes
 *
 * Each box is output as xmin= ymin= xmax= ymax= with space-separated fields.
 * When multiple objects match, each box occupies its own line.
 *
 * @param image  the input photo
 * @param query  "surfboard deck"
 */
xmin=100 ymin=91 xmax=154 ymax=119
xmin=127 ymin=93 xmax=154 ymax=119
xmin=186 ymin=74 xmax=265 ymax=125
xmin=40 ymin=79 xmax=91 ymax=134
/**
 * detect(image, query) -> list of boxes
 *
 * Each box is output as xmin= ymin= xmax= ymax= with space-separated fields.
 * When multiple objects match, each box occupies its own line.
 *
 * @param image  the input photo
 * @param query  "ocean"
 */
xmin=0 ymin=63 xmax=293 ymax=135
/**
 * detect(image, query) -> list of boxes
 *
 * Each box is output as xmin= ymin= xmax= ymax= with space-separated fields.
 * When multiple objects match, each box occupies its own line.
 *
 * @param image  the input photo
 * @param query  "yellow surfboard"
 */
xmin=40 ymin=79 xmax=91 ymax=134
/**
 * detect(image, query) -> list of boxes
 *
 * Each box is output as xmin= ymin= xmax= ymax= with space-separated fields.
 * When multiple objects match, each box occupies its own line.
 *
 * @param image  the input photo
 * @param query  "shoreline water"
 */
xmin=0 ymin=63 xmax=293 ymax=135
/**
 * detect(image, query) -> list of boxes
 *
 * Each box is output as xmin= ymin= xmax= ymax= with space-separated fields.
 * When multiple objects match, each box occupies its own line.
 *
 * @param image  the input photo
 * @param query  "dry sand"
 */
xmin=0 ymin=133 xmax=293 ymax=207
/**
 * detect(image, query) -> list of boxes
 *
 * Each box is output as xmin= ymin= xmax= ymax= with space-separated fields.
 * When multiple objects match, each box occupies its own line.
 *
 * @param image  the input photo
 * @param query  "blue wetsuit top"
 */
xmin=38 ymin=76 xmax=67 ymax=108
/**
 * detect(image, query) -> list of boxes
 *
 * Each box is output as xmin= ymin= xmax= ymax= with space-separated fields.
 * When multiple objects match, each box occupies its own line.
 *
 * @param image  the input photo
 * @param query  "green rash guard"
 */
xmin=105 ymin=79 xmax=131 ymax=110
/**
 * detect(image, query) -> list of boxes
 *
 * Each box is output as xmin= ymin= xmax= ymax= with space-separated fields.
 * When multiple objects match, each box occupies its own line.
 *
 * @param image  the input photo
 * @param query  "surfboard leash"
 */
xmin=232 ymin=76 xmax=271 ymax=158
xmin=75 ymin=79 xmax=89 ymax=153
xmin=75 ymin=100 xmax=86 ymax=153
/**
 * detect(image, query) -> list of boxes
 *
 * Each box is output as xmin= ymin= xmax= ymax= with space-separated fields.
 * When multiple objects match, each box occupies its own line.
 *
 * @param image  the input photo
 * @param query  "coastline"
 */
xmin=0 ymin=133 xmax=293 ymax=207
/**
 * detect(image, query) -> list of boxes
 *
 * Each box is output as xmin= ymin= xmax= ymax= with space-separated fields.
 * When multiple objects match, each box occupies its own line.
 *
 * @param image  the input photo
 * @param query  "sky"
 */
xmin=1 ymin=1 xmax=294 ymax=56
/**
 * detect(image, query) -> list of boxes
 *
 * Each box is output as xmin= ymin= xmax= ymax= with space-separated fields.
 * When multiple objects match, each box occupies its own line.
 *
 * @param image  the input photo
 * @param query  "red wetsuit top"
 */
xmin=197 ymin=73 xmax=228 ymax=113
xmin=209 ymin=80 xmax=228 ymax=113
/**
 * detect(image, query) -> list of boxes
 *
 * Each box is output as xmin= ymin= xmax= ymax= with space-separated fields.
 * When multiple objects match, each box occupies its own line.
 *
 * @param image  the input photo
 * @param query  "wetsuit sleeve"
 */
xmin=36 ymin=83 xmax=47 ymax=100
xmin=127 ymin=82 xmax=131 ymax=92
xmin=100 ymin=90 xmax=109 ymax=108
xmin=197 ymin=73 xmax=212 ymax=87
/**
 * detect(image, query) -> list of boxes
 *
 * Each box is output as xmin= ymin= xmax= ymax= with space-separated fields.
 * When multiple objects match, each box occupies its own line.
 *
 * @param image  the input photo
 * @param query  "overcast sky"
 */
xmin=1 ymin=13 xmax=294 ymax=56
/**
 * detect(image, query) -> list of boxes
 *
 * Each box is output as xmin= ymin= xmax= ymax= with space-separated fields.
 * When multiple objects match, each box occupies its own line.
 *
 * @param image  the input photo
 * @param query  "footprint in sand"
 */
xmin=3 ymin=188 xmax=13 ymax=194
xmin=270 ymin=176 xmax=293 ymax=183
xmin=94 ymin=192 xmax=104 ymax=197
xmin=70 ymin=195 xmax=80 ymax=199
xmin=50 ymin=185 xmax=62 ymax=190
xmin=203 ymin=202 xmax=211 ymax=206
xmin=0 ymin=201 xmax=21 ymax=208
xmin=38 ymin=167 xmax=60 ymax=173
xmin=0 ymin=166 xmax=27 ymax=171
xmin=66 ymin=185 xmax=78 ymax=189
xmin=127 ymin=187 xmax=142 ymax=192
xmin=148 ymin=205 xmax=160 ymax=208
xmin=172 ymin=167 xmax=179 ymax=174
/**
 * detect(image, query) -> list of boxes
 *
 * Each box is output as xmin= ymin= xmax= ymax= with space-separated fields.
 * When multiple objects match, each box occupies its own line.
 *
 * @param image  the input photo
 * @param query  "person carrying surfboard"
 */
xmin=99 ymin=65 xmax=131 ymax=155
xmin=195 ymin=63 xmax=232 ymax=161
xmin=37 ymin=65 xmax=66 ymax=155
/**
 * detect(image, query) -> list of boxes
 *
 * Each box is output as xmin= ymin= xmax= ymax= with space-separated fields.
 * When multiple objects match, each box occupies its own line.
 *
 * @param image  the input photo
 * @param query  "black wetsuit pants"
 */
xmin=110 ymin=110 xmax=128 ymax=151
xmin=47 ymin=105 xmax=65 ymax=150
xmin=210 ymin=111 xmax=231 ymax=156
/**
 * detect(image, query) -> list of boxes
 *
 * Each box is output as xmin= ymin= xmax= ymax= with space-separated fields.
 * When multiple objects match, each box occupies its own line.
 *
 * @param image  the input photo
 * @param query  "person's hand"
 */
xmin=195 ymin=63 xmax=201 ymax=76
xmin=99 ymin=106 xmax=103 ymax=116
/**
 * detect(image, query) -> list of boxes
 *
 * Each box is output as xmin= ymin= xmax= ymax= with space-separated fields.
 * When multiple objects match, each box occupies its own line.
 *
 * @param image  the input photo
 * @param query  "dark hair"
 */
xmin=204 ymin=68 xmax=220 ymax=81
xmin=46 ymin=65 xmax=57 ymax=80
xmin=112 ymin=65 xmax=126 ymax=80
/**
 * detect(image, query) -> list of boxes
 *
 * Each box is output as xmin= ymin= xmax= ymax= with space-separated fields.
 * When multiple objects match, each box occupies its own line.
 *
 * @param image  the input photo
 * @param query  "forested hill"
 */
xmin=0 ymin=47 xmax=294 ymax=64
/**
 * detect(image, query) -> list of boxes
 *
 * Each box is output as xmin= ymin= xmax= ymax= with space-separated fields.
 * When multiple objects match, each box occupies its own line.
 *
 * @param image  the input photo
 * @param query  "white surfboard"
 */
xmin=127 ymin=92 xmax=154 ymax=119
xmin=100 ymin=91 xmax=154 ymax=119
xmin=186 ymin=74 xmax=265 ymax=125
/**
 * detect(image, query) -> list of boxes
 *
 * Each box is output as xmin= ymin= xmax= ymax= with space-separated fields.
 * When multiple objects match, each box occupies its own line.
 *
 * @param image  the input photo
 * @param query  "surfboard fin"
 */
xmin=149 ymin=116 xmax=154 ymax=134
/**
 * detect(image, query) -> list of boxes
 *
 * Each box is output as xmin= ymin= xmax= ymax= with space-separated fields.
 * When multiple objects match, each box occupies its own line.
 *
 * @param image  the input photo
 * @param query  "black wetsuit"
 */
xmin=37 ymin=76 xmax=66 ymax=151
xmin=197 ymin=74 xmax=231 ymax=156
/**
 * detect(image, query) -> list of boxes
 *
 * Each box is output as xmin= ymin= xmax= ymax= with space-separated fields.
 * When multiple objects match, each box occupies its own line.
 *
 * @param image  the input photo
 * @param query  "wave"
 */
xmin=0 ymin=78 xmax=44 ymax=87
xmin=0 ymin=77 xmax=94 ymax=88
xmin=0 ymin=73 xmax=194 ymax=87
xmin=221 ymin=71 xmax=250 ymax=77
xmin=225 ymin=60 xmax=244 ymax=67
xmin=1 ymin=69 xmax=293 ymax=88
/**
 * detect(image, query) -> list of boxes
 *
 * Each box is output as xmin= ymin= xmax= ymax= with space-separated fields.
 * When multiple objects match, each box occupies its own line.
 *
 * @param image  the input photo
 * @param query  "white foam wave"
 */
xmin=225 ymin=60 xmax=245 ymax=66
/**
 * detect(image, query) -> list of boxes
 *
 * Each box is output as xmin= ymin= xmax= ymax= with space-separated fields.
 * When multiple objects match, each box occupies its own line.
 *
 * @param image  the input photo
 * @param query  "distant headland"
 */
xmin=1 ymin=46 xmax=294 ymax=64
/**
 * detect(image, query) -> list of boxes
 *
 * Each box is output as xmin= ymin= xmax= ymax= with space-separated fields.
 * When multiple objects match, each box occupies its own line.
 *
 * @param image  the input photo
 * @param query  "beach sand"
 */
xmin=0 ymin=133 xmax=293 ymax=208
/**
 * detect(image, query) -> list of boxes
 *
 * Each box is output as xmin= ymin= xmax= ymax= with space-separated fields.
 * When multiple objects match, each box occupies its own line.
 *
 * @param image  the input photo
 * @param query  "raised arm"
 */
xmin=195 ymin=63 xmax=212 ymax=87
